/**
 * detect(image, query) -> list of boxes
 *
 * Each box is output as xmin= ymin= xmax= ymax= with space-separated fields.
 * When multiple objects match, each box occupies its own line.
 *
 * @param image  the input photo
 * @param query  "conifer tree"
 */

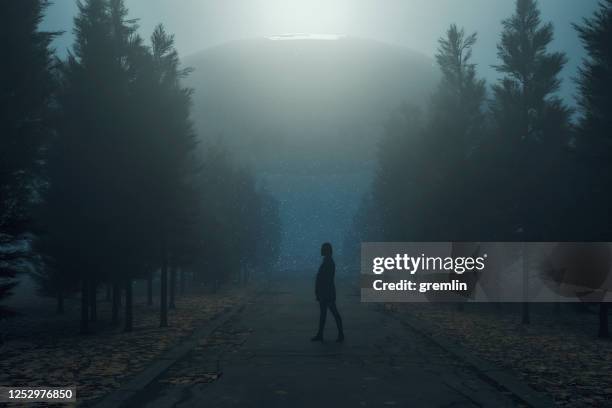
xmin=43 ymin=0 xmax=141 ymax=333
xmin=492 ymin=0 xmax=571 ymax=324
xmin=144 ymin=24 xmax=196 ymax=327
xmin=573 ymin=0 xmax=612 ymax=239
xmin=0 ymin=0 xmax=57 ymax=318
xmin=491 ymin=0 xmax=571 ymax=239
xmin=426 ymin=24 xmax=487 ymax=241
xmin=574 ymin=0 xmax=612 ymax=337
xmin=372 ymin=25 xmax=486 ymax=243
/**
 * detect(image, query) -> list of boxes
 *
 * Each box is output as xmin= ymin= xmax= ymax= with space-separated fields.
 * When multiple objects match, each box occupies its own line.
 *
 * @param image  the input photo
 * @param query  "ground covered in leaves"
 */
xmin=392 ymin=303 xmax=612 ymax=407
xmin=0 ymin=286 xmax=247 ymax=406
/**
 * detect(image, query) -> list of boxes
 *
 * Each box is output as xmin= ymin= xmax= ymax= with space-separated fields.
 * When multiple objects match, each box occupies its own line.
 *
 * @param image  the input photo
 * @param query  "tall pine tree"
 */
xmin=0 ymin=0 xmax=57 ymax=318
xmin=573 ymin=0 xmax=612 ymax=239
xmin=492 ymin=0 xmax=571 ymax=324
xmin=372 ymin=24 xmax=486 ymax=243
xmin=426 ymin=24 xmax=487 ymax=241
xmin=42 ymin=0 xmax=141 ymax=333
xmin=143 ymin=24 xmax=196 ymax=327
xmin=491 ymin=0 xmax=571 ymax=241
xmin=574 ymin=0 xmax=612 ymax=338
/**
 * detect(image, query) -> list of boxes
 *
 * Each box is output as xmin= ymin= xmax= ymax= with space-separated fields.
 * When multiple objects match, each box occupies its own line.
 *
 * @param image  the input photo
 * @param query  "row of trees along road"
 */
xmin=1 ymin=0 xmax=57 ymax=319
xmin=0 ymin=0 xmax=281 ymax=333
xmin=348 ymin=0 xmax=612 ymax=337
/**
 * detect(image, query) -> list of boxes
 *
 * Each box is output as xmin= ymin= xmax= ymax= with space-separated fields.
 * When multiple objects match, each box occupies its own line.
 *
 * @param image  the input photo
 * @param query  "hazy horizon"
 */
xmin=43 ymin=0 xmax=600 ymax=105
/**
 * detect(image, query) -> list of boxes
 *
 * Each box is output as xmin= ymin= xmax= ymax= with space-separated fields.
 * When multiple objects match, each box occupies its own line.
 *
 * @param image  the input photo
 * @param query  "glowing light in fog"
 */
xmin=268 ymin=33 xmax=344 ymax=41
xmin=256 ymin=0 xmax=350 ymax=35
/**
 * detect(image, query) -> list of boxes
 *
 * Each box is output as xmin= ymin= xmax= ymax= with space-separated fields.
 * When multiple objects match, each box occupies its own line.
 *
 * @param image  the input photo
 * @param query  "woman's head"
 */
xmin=321 ymin=242 xmax=333 ymax=257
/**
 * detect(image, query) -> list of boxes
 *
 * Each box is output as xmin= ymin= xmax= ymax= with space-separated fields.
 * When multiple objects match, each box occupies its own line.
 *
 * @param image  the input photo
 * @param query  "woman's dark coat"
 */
xmin=315 ymin=256 xmax=336 ymax=302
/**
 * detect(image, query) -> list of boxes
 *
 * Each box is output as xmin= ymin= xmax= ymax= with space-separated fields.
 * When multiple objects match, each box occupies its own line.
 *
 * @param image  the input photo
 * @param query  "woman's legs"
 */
xmin=328 ymin=302 xmax=344 ymax=340
xmin=317 ymin=301 xmax=328 ymax=336
xmin=313 ymin=301 xmax=344 ymax=341
xmin=311 ymin=301 xmax=327 ymax=341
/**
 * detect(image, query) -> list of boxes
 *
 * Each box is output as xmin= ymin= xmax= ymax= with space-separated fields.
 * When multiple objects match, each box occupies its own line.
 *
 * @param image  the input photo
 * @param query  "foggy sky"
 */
xmin=41 ymin=1 xmax=602 ymax=270
xmin=44 ymin=0 xmax=600 ymax=104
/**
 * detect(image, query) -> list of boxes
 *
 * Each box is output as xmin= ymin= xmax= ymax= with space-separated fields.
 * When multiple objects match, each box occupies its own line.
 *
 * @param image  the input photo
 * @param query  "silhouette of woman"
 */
xmin=311 ymin=242 xmax=344 ymax=342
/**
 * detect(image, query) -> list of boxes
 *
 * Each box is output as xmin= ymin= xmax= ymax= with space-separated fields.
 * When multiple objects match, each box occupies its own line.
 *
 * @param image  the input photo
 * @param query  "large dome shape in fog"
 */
xmin=184 ymin=36 xmax=437 ymax=174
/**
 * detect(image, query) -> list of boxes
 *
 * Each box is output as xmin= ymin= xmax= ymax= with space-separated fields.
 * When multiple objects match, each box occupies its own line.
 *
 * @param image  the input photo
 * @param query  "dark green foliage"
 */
xmin=572 ymin=0 xmax=612 ymax=240
xmin=192 ymin=142 xmax=281 ymax=285
xmin=143 ymin=24 xmax=198 ymax=326
xmin=369 ymin=24 xmax=487 ymax=243
xmin=365 ymin=1 xmax=571 ymax=245
xmin=489 ymin=0 xmax=572 ymax=242
xmin=575 ymin=0 xmax=612 ymax=139
xmin=426 ymin=25 xmax=487 ymax=241
xmin=573 ymin=1 xmax=612 ymax=337
xmin=432 ymin=24 xmax=486 ymax=146
xmin=493 ymin=0 xmax=567 ymax=123
xmin=36 ymin=1 xmax=195 ymax=329
xmin=346 ymin=0 xmax=607 ymax=336
xmin=373 ymin=104 xmax=426 ymax=241
xmin=0 ymin=0 xmax=57 ymax=317
xmin=39 ymin=0 xmax=144 ymax=330
xmin=29 ymin=1 xmax=281 ymax=330
xmin=362 ymin=0 xmax=570 ymax=250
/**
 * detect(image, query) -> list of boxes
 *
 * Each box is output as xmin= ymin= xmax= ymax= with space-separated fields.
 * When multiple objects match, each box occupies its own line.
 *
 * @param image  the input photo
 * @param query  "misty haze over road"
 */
xmin=184 ymin=36 xmax=437 ymax=268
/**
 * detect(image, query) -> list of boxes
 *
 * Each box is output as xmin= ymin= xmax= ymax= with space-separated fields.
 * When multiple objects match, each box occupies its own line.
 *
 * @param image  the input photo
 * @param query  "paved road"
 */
xmin=133 ymin=274 xmax=515 ymax=407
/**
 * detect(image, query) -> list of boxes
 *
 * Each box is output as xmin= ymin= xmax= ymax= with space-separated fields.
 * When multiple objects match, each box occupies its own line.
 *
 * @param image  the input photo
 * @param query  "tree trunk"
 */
xmin=522 ymin=302 xmax=530 ymax=324
xmin=599 ymin=302 xmax=609 ymax=338
xmin=147 ymin=273 xmax=153 ymax=306
xmin=160 ymin=248 xmax=168 ymax=327
xmin=89 ymin=280 xmax=97 ymax=322
xmin=179 ymin=268 xmax=185 ymax=295
xmin=124 ymin=277 xmax=133 ymax=332
xmin=169 ymin=266 xmax=176 ymax=310
xmin=522 ymin=243 xmax=530 ymax=324
xmin=105 ymin=284 xmax=111 ymax=302
xmin=56 ymin=290 xmax=64 ymax=315
xmin=80 ymin=279 xmax=89 ymax=334
xmin=112 ymin=282 xmax=121 ymax=326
